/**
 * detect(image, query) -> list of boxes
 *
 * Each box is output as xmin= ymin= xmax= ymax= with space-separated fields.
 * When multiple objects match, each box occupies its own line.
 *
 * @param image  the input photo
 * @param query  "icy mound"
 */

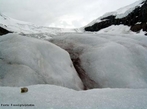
xmin=0 ymin=34 xmax=83 ymax=90
xmin=51 ymin=33 xmax=147 ymax=88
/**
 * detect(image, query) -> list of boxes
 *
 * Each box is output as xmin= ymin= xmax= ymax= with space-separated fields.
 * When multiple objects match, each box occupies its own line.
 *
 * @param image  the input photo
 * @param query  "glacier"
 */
xmin=0 ymin=0 xmax=147 ymax=108
xmin=0 ymin=32 xmax=147 ymax=109
xmin=50 ymin=33 xmax=147 ymax=89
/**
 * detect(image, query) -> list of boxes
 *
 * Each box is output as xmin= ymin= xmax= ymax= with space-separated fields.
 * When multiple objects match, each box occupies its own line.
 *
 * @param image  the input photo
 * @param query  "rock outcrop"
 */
xmin=85 ymin=0 xmax=147 ymax=34
xmin=0 ymin=26 xmax=11 ymax=35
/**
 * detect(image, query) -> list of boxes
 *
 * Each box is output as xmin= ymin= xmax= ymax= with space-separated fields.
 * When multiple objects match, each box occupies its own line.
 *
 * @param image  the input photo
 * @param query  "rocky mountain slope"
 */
xmin=85 ymin=0 xmax=147 ymax=35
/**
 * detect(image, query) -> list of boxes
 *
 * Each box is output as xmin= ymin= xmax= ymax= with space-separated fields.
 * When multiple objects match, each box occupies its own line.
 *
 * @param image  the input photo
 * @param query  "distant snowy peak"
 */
xmin=85 ymin=0 xmax=147 ymax=35
xmin=93 ymin=0 xmax=145 ymax=21
xmin=0 ymin=13 xmax=76 ymax=37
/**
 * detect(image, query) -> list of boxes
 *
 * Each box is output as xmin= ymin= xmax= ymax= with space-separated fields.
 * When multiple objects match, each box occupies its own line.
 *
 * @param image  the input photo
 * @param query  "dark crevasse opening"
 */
xmin=71 ymin=57 xmax=101 ymax=90
xmin=50 ymin=39 xmax=101 ymax=90
xmin=62 ymin=46 xmax=101 ymax=90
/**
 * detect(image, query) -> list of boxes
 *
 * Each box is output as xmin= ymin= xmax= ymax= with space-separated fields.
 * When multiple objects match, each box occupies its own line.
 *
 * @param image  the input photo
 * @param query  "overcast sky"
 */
xmin=0 ymin=0 xmax=136 ymax=28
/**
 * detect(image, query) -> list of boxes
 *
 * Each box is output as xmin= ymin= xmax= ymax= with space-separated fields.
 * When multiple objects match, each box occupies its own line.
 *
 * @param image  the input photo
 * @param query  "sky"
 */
xmin=0 ymin=0 xmax=136 ymax=28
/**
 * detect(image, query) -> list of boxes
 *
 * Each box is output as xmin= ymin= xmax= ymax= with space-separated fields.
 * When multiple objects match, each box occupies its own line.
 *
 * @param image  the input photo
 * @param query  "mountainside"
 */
xmin=85 ymin=0 xmax=147 ymax=35
xmin=0 ymin=13 xmax=76 ymax=38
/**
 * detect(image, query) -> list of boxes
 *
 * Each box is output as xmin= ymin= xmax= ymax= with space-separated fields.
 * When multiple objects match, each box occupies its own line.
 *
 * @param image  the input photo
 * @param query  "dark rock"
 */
xmin=85 ymin=20 xmax=111 ymax=32
xmin=130 ymin=24 xmax=142 ymax=32
xmin=0 ymin=26 xmax=11 ymax=36
xmin=142 ymin=23 xmax=147 ymax=31
xmin=21 ymin=87 xmax=28 ymax=93
xmin=101 ymin=15 xmax=115 ymax=20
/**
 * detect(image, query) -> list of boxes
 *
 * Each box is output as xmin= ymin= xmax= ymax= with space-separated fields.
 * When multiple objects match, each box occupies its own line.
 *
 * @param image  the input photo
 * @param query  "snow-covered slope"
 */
xmin=84 ymin=0 xmax=147 ymax=35
xmin=0 ymin=13 xmax=76 ymax=36
xmin=87 ymin=0 xmax=145 ymax=26
xmin=98 ymin=25 xmax=146 ymax=35
xmin=0 ymin=33 xmax=83 ymax=90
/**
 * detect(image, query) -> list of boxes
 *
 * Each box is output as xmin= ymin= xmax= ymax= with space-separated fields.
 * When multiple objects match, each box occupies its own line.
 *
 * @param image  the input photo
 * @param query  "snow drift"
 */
xmin=0 ymin=33 xmax=83 ymax=90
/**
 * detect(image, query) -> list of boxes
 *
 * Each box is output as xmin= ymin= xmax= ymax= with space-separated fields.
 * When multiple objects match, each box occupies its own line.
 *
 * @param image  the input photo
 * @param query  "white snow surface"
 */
xmin=0 ymin=85 xmax=147 ymax=109
xmin=97 ymin=25 xmax=146 ymax=35
xmin=51 ymin=33 xmax=147 ymax=88
xmin=0 ymin=33 xmax=83 ymax=90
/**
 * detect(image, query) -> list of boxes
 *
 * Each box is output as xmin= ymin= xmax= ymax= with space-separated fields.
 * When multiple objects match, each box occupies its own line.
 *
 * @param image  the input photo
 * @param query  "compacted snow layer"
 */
xmin=0 ymin=85 xmax=147 ymax=109
xmin=0 ymin=34 xmax=83 ymax=90
xmin=50 ymin=33 xmax=147 ymax=88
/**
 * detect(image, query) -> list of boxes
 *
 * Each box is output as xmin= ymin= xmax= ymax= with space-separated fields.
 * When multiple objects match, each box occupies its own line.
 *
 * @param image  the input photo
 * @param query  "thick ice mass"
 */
xmin=51 ymin=33 xmax=147 ymax=88
xmin=0 ymin=33 xmax=83 ymax=90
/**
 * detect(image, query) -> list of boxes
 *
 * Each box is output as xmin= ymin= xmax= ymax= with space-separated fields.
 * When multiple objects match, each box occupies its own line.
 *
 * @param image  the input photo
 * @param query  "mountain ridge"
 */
xmin=85 ymin=0 xmax=147 ymax=35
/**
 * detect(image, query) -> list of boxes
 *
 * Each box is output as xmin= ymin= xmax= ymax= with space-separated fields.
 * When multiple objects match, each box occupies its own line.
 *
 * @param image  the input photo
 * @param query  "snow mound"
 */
xmin=0 ymin=33 xmax=83 ymax=90
xmin=0 ymin=85 xmax=147 ymax=109
xmin=51 ymin=33 xmax=147 ymax=88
